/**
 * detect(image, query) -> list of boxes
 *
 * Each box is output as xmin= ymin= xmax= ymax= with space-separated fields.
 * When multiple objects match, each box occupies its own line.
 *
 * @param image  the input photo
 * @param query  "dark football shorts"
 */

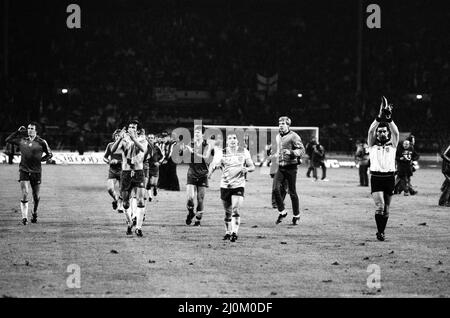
xmin=370 ymin=174 xmax=395 ymax=195
xmin=220 ymin=187 xmax=245 ymax=204
xmin=146 ymin=168 xmax=160 ymax=190
xmin=148 ymin=165 xmax=159 ymax=178
xmin=143 ymin=168 xmax=149 ymax=179
xmin=187 ymin=174 xmax=208 ymax=187
xmin=120 ymin=170 xmax=145 ymax=192
xmin=108 ymin=167 xmax=121 ymax=180
xmin=18 ymin=170 xmax=41 ymax=186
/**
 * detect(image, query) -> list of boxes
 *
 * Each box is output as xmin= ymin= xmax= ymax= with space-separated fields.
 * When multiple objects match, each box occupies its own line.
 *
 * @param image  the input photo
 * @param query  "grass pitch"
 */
xmin=0 ymin=164 xmax=449 ymax=297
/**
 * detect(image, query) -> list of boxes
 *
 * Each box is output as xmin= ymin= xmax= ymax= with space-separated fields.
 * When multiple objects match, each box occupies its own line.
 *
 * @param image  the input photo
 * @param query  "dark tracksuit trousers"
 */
xmin=273 ymin=164 xmax=300 ymax=216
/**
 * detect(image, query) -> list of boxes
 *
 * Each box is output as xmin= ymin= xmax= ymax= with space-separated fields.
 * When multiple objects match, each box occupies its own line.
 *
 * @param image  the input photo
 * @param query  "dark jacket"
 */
xmin=311 ymin=144 xmax=326 ymax=166
xmin=355 ymin=143 xmax=370 ymax=166
xmin=396 ymin=145 xmax=419 ymax=177
xmin=273 ymin=130 xmax=305 ymax=167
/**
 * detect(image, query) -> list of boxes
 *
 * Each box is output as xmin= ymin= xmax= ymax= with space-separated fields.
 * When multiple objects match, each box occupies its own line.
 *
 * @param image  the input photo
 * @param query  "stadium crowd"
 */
xmin=1 ymin=0 xmax=449 ymax=153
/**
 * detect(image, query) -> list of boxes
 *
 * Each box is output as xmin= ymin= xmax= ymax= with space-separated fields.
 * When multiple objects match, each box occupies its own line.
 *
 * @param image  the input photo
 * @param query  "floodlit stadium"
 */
xmin=1 ymin=0 xmax=449 ymax=300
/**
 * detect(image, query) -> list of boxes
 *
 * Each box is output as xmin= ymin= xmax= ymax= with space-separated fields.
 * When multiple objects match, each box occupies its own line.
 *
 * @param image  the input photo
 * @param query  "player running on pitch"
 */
xmin=367 ymin=96 xmax=400 ymax=241
xmin=208 ymin=133 xmax=255 ymax=242
xmin=103 ymin=129 xmax=123 ymax=213
xmin=111 ymin=120 xmax=148 ymax=237
xmin=5 ymin=123 xmax=52 ymax=225
xmin=182 ymin=125 xmax=214 ymax=226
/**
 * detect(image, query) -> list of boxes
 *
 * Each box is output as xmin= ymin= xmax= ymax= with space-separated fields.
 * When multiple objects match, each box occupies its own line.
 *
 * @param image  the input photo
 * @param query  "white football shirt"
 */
xmin=369 ymin=142 xmax=396 ymax=173
xmin=215 ymin=147 xmax=252 ymax=189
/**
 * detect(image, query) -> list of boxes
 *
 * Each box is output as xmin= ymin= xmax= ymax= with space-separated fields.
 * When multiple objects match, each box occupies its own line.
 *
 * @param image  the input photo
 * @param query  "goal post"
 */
xmin=203 ymin=125 xmax=319 ymax=164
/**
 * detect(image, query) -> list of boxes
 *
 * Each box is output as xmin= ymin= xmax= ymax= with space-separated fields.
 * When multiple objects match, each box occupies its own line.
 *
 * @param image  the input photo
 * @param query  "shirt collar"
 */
xmin=280 ymin=130 xmax=290 ymax=137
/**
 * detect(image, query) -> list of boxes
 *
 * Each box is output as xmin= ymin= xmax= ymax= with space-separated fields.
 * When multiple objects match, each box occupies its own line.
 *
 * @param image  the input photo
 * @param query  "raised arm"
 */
xmin=369 ymin=96 xmax=399 ymax=147
xmin=203 ymin=142 xmax=214 ymax=162
xmin=387 ymin=120 xmax=399 ymax=147
xmin=110 ymin=128 xmax=126 ymax=153
xmin=207 ymin=149 xmax=223 ymax=178
xmin=129 ymin=131 xmax=146 ymax=153
xmin=103 ymin=144 xmax=112 ymax=164
xmin=110 ymin=138 xmax=123 ymax=154
xmin=367 ymin=119 xmax=379 ymax=147
xmin=5 ymin=127 xmax=25 ymax=146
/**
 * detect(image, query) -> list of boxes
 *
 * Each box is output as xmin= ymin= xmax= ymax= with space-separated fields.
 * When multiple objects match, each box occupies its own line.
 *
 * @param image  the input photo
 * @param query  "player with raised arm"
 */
xmin=5 ymin=123 xmax=52 ymax=225
xmin=208 ymin=133 xmax=255 ymax=242
xmin=110 ymin=120 xmax=148 ymax=237
xmin=367 ymin=96 xmax=400 ymax=241
xmin=182 ymin=125 xmax=214 ymax=226
xmin=103 ymin=129 xmax=123 ymax=213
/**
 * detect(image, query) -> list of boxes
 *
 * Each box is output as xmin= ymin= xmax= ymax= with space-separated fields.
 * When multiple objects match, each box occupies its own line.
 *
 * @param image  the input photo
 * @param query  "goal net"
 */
xmin=203 ymin=125 xmax=319 ymax=164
